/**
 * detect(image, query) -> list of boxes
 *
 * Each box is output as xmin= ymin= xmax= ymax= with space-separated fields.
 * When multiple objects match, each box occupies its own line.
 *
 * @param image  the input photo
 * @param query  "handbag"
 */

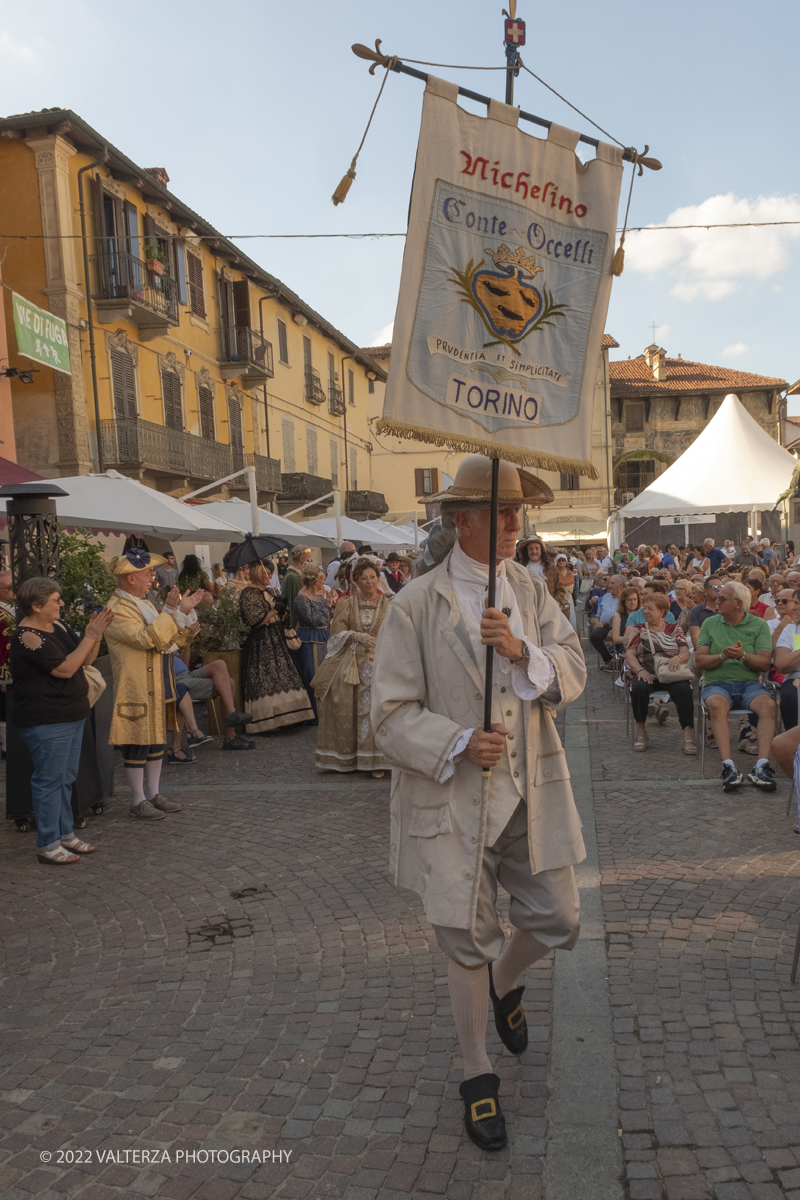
xmin=645 ymin=626 xmax=694 ymax=684
xmin=284 ymin=627 xmax=301 ymax=652
xmin=83 ymin=663 xmax=106 ymax=708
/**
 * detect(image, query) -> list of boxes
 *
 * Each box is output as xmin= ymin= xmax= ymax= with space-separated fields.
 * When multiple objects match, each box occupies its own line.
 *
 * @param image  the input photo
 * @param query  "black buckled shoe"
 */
xmin=489 ymin=962 xmax=528 ymax=1055
xmin=459 ymin=1072 xmax=507 ymax=1151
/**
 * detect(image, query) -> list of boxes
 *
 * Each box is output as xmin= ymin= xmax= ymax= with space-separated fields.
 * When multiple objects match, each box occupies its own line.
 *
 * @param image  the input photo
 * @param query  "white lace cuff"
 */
xmin=438 ymin=727 xmax=475 ymax=783
xmin=511 ymin=639 xmax=556 ymax=700
xmin=164 ymin=605 xmax=199 ymax=628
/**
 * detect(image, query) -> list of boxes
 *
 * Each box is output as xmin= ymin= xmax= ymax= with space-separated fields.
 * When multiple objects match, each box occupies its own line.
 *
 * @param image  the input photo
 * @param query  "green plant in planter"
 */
xmin=143 ymin=238 xmax=167 ymax=264
xmin=58 ymin=527 xmax=116 ymax=636
xmin=192 ymin=594 xmax=248 ymax=654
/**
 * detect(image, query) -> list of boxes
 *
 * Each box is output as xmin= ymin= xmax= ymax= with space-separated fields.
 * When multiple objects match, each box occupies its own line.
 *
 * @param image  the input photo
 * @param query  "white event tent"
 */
xmin=0 ymin=470 xmax=244 ymax=542
xmin=193 ymin=497 xmax=336 ymax=548
xmin=609 ymin=394 xmax=796 ymax=547
xmin=300 ymin=515 xmax=413 ymax=551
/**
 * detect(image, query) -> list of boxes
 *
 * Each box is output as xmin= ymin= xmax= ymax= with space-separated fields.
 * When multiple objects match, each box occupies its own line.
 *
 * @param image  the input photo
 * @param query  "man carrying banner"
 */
xmin=371 ymin=454 xmax=586 ymax=1151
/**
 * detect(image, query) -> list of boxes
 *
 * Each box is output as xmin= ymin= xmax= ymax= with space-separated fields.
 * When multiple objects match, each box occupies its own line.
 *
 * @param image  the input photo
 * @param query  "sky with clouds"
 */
xmin=1 ymin=0 xmax=798 ymax=405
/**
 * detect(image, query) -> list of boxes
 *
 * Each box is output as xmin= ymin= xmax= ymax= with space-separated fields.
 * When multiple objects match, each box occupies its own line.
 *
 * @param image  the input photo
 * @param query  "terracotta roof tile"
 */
xmin=602 ymin=334 xmax=619 ymax=348
xmin=362 ymin=344 xmax=391 ymax=357
xmin=610 ymin=355 xmax=786 ymax=397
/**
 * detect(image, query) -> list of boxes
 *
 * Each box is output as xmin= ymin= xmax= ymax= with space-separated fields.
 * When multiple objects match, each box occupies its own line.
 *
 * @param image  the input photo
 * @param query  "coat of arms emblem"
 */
xmin=448 ymin=244 xmax=568 ymax=355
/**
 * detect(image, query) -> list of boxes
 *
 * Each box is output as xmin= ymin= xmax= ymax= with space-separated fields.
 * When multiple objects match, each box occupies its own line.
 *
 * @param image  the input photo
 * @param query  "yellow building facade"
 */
xmin=366 ymin=336 xmax=617 ymax=543
xmin=0 ymin=109 xmax=386 ymax=518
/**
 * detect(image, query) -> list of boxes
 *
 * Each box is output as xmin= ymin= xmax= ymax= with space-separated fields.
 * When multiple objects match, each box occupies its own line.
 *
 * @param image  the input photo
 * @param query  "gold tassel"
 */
xmin=344 ymin=647 xmax=360 ymax=685
xmin=611 ymin=242 xmax=625 ymax=276
xmin=332 ymin=164 xmax=356 ymax=207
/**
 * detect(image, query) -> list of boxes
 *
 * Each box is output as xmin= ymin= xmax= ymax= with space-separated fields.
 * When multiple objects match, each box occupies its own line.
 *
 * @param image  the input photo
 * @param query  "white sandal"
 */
xmin=37 ymin=845 xmax=80 ymax=865
xmin=60 ymin=835 xmax=96 ymax=855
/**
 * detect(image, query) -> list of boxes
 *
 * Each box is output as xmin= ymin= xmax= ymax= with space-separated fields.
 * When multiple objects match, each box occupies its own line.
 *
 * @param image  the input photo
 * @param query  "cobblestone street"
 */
xmin=1 ymin=643 xmax=798 ymax=1200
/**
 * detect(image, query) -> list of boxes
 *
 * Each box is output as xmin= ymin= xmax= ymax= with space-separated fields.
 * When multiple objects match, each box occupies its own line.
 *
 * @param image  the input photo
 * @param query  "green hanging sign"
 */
xmin=11 ymin=292 xmax=71 ymax=375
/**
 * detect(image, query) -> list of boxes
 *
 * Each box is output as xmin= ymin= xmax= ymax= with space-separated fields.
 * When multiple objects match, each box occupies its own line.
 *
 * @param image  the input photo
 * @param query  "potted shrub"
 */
xmin=192 ymin=594 xmax=248 ymax=718
xmin=143 ymin=238 xmax=166 ymax=276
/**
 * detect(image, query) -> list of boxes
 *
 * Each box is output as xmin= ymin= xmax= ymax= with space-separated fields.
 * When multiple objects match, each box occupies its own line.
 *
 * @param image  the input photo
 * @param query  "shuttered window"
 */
xmin=625 ymin=403 xmax=644 ymax=433
xmin=277 ymin=318 xmax=289 ymax=364
xmin=307 ymin=425 xmax=318 ymax=476
xmin=330 ymin=437 xmax=338 ymax=487
xmin=282 ymin=419 xmax=295 ymax=472
xmin=199 ymin=385 xmax=215 ymax=440
xmin=348 ymin=368 xmax=355 ymax=406
xmin=350 ymin=447 xmax=357 ymax=491
xmin=186 ymin=251 xmax=206 ymax=318
xmin=414 ymin=467 xmax=439 ymax=496
xmin=303 ymin=336 xmax=312 ymax=370
xmin=162 ymin=370 xmax=183 ymax=430
xmin=175 ymin=240 xmax=188 ymax=306
xmin=110 ymin=349 xmax=136 ymax=420
xmin=228 ymin=396 xmax=244 ymax=454
xmin=560 ymin=473 xmax=579 ymax=491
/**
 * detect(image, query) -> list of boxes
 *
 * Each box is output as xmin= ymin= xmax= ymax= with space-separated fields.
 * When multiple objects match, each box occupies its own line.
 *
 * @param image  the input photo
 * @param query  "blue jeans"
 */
xmin=19 ymin=719 xmax=85 ymax=850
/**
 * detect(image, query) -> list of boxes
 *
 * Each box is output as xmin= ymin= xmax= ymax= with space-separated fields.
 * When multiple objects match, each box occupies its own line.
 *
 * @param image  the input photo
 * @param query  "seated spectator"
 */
xmin=769 ymin=724 xmax=800 ymax=834
xmin=614 ymin=542 xmax=634 ymax=565
xmin=688 ymin=577 xmax=722 ymax=647
xmin=671 ymin=579 xmax=694 ymax=630
xmin=170 ymin=657 xmax=254 ymax=758
xmin=587 ymin=571 xmax=608 ymax=622
xmin=647 ymin=545 xmax=662 ymax=572
xmin=589 ymin=576 xmax=625 ymax=668
xmin=660 ymin=543 xmax=678 ymax=572
xmin=767 ymin=573 xmax=785 ymax=606
xmin=611 ymin=587 xmax=640 ymax=652
xmin=598 ymin=547 xmax=613 ymax=571
xmin=732 ymin=540 xmax=760 ymax=570
xmin=634 ymin=544 xmax=651 ymax=571
xmin=722 ymin=538 xmax=736 ymax=560
xmin=786 ymin=541 xmax=796 ymax=568
xmin=700 ymin=538 xmax=727 ymax=576
xmin=695 ymin=582 xmax=776 ymax=791
xmin=625 ymin=592 xmax=695 ymax=755
xmin=757 ymin=536 xmax=778 ymax=574
xmin=772 ymin=588 xmax=800 ymax=730
xmin=744 ymin=570 xmax=775 ymax=621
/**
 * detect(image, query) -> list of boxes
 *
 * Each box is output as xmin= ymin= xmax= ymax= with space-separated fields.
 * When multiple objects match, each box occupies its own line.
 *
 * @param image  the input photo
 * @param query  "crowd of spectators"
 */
xmin=579 ymin=532 xmax=799 ymax=802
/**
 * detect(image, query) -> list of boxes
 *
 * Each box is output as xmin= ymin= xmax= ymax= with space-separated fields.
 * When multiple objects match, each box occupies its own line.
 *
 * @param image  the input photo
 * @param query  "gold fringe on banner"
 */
xmin=375 ymin=417 xmax=599 ymax=480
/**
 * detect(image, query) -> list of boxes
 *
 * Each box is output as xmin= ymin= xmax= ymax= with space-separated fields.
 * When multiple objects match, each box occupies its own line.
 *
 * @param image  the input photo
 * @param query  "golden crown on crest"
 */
xmin=483 ymin=243 xmax=543 ymax=278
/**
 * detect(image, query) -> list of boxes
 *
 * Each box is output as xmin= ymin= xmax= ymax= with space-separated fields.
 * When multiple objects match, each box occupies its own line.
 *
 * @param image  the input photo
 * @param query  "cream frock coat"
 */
xmin=371 ymin=553 xmax=587 ymax=931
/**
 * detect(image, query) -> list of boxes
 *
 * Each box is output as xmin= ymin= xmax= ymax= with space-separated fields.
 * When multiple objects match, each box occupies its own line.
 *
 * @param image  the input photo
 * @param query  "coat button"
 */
xmin=475 ymin=692 xmax=481 ymax=700
xmin=472 ymin=798 xmax=479 ymax=805
xmin=511 ymin=751 xmax=516 ymax=758
xmin=506 ymin=709 xmax=512 ymax=716
xmin=544 ymin=768 xmax=552 ymax=778
xmin=513 ymin=771 xmax=519 ymax=778
xmin=401 ymin=701 xmax=408 ymax=707
xmin=464 ymin=870 xmax=473 ymax=880
xmin=500 ymin=686 xmax=506 ymax=693
xmin=508 ymin=734 xmax=514 ymax=740
xmin=147 ymin=667 xmax=153 ymax=673
xmin=470 ymin=835 xmax=477 ymax=843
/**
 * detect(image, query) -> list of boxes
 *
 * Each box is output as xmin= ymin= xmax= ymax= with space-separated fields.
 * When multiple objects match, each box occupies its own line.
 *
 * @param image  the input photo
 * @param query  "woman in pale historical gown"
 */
xmin=311 ymin=558 xmax=390 ymax=777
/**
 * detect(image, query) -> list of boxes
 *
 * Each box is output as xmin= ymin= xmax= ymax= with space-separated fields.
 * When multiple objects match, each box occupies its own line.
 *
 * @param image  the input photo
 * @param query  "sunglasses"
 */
xmin=777 ymin=598 xmax=793 ymax=605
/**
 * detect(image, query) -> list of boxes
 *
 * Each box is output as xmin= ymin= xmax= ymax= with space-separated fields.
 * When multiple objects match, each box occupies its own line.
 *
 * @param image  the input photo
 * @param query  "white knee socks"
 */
xmin=126 ymin=768 xmax=146 ymax=806
xmin=143 ymin=757 xmax=163 ymax=802
xmin=447 ymin=960 xmax=492 ymax=1080
xmin=492 ymin=929 xmax=548 ymax=999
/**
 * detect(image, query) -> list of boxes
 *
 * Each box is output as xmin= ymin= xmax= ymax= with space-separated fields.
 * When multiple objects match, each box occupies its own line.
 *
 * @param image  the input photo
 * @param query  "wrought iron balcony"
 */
xmin=220 ymin=326 xmax=275 ymax=387
xmin=347 ymin=489 xmax=388 ymax=517
xmin=328 ymin=384 xmax=345 ymax=417
xmin=99 ymin=418 xmax=280 ymax=492
xmin=279 ymin=472 xmax=332 ymax=502
xmin=227 ymin=453 xmax=282 ymax=494
xmin=304 ymin=368 xmax=326 ymax=406
xmin=91 ymin=248 xmax=179 ymax=336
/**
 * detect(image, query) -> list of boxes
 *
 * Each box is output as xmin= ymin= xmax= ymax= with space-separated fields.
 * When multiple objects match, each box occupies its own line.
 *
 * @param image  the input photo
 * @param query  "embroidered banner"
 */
xmin=378 ymin=77 xmax=623 ymax=477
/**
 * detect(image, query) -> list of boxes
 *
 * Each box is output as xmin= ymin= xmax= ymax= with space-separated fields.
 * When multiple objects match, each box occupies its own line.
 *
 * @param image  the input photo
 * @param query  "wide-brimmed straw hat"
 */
xmin=426 ymin=455 xmax=554 ymax=507
xmin=108 ymin=547 xmax=167 ymax=576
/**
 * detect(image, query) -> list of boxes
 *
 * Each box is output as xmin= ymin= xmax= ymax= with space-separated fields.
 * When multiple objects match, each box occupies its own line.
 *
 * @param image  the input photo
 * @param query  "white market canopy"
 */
xmin=193 ymin=497 xmax=336 ymax=548
xmin=300 ymin=515 xmax=413 ymax=551
xmin=616 ymin=394 xmax=796 ymax=519
xmin=0 ymin=470 xmax=245 ymax=542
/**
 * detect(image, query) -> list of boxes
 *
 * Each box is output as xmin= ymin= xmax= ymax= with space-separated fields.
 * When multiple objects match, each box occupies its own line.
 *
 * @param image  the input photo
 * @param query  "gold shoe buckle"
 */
xmin=507 ymin=1005 xmax=525 ymax=1030
xmin=470 ymin=1098 xmax=497 ymax=1122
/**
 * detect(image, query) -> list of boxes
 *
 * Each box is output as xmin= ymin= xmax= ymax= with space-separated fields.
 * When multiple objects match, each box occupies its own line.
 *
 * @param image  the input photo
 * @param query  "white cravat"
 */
xmin=440 ymin=541 xmax=555 ymax=781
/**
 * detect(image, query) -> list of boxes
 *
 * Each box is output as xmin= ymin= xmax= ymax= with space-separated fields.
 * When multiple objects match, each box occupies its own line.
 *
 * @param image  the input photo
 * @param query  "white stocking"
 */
xmin=126 ymin=768 xmax=146 ymax=807
xmin=448 ymin=960 xmax=492 ymax=1081
xmin=492 ymin=929 xmax=548 ymax=999
xmin=143 ymin=757 xmax=163 ymax=802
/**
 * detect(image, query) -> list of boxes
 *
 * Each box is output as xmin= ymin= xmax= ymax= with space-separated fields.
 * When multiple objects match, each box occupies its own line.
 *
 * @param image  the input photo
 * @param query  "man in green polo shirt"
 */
xmin=695 ymin=581 xmax=776 ymax=792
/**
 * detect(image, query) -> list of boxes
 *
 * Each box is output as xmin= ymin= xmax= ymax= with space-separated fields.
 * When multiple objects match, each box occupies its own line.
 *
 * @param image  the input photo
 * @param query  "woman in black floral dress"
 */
xmin=240 ymin=564 xmax=313 ymax=733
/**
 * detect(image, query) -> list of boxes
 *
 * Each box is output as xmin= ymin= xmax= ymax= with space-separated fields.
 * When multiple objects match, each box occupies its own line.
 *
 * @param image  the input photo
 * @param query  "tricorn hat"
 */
xmin=426 ymin=454 xmax=554 ymax=507
xmin=108 ymin=547 xmax=166 ymax=576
